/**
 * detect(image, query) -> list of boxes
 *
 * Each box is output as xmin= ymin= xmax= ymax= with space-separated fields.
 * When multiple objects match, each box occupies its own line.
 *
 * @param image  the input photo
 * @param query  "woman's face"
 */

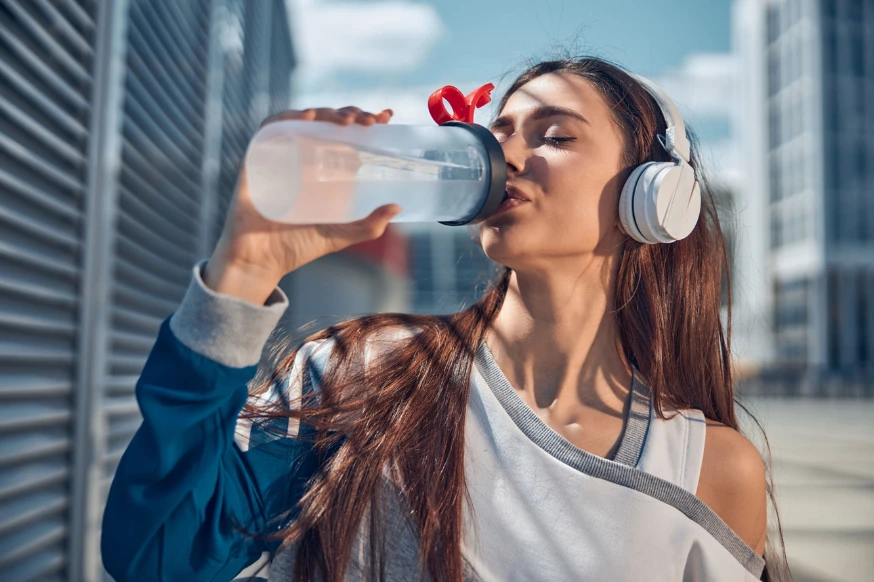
xmin=480 ymin=72 xmax=629 ymax=270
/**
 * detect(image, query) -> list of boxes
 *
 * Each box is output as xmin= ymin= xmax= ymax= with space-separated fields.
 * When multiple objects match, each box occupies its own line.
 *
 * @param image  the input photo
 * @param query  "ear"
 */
xmin=615 ymin=216 xmax=628 ymax=237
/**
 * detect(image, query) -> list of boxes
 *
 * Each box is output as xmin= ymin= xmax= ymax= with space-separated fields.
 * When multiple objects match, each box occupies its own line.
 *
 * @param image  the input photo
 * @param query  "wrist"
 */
xmin=203 ymin=257 xmax=284 ymax=306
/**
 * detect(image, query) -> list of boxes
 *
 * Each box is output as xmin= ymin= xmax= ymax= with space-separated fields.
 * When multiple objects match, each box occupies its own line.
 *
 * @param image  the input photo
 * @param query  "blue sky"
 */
xmin=370 ymin=0 xmax=734 ymax=87
xmin=286 ymin=0 xmax=738 ymax=174
xmin=290 ymin=0 xmax=734 ymax=89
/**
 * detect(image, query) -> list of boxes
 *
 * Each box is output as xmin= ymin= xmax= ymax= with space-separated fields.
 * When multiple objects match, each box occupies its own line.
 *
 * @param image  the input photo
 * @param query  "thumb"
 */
xmin=325 ymin=204 xmax=403 ymax=249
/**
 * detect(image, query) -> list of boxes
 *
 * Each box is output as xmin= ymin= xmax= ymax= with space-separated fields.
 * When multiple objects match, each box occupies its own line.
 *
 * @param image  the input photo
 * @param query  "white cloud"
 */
xmin=653 ymin=53 xmax=740 ymax=180
xmin=286 ymin=0 xmax=445 ymax=91
xmin=653 ymin=53 xmax=738 ymax=120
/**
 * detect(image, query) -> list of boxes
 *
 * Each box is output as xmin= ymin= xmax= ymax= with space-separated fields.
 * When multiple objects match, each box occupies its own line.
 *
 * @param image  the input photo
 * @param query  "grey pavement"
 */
xmin=739 ymin=397 xmax=874 ymax=582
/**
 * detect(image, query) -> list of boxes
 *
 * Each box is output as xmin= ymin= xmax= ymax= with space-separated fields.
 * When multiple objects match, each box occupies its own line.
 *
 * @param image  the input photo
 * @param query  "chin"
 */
xmin=480 ymin=229 xmax=535 ymax=269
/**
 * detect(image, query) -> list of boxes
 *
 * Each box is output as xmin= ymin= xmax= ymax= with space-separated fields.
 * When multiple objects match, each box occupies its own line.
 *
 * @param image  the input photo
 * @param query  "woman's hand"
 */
xmin=204 ymin=106 xmax=397 ymax=305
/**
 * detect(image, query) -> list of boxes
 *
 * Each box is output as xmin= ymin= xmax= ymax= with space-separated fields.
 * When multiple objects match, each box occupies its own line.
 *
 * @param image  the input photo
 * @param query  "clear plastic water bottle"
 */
xmin=243 ymin=120 xmax=506 ymax=225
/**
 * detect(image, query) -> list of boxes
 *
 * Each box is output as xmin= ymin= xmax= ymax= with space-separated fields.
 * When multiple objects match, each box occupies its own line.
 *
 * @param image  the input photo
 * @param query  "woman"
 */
xmin=102 ymin=58 xmax=787 ymax=581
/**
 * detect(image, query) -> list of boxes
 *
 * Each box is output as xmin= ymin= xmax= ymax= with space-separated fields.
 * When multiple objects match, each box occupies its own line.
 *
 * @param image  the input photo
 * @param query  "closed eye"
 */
xmin=542 ymin=136 xmax=576 ymax=146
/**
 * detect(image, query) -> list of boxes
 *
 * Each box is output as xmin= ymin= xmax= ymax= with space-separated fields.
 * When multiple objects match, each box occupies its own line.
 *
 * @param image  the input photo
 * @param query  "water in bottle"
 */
xmin=243 ymin=120 xmax=506 ymax=225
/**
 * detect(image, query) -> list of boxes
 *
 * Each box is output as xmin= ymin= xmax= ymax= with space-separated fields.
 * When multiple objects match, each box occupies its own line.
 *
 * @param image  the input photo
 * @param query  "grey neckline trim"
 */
xmin=474 ymin=342 xmax=766 ymax=578
xmin=608 ymin=367 xmax=652 ymax=466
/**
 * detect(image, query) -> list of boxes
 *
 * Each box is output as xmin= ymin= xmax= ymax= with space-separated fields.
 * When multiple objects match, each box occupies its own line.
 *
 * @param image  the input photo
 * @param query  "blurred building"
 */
xmin=733 ymin=0 xmax=874 ymax=389
xmin=278 ymin=226 xmax=412 ymax=344
xmin=403 ymin=224 xmax=497 ymax=315
xmin=0 ymin=1 xmax=296 ymax=580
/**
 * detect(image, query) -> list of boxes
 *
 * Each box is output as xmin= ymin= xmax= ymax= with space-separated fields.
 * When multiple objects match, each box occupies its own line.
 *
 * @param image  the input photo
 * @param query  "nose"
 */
xmin=500 ymin=133 xmax=525 ymax=176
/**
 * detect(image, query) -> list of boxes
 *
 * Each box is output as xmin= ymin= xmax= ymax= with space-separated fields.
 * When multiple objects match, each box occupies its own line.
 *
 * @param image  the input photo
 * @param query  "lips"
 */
xmin=503 ymin=185 xmax=529 ymax=202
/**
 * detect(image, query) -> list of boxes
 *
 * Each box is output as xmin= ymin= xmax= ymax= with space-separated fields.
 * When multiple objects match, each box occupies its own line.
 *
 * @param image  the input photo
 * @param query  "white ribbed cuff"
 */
xmin=169 ymin=260 xmax=289 ymax=368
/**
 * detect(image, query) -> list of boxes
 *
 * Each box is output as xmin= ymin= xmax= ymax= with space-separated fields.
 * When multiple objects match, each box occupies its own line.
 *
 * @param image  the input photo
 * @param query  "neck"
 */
xmin=486 ymin=255 xmax=633 ymax=414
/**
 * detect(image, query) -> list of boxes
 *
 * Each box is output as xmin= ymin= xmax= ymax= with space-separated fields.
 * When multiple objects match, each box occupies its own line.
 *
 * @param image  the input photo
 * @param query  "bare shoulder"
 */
xmin=696 ymin=419 xmax=768 ymax=556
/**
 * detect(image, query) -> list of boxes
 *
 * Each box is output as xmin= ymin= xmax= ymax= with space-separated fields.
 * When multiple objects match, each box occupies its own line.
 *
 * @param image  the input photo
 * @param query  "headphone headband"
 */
xmin=633 ymin=75 xmax=691 ymax=164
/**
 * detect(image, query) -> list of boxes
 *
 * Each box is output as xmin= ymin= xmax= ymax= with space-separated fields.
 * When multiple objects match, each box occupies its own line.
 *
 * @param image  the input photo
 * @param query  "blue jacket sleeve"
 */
xmin=102 ymin=318 xmax=322 ymax=581
xmin=101 ymin=262 xmax=323 ymax=581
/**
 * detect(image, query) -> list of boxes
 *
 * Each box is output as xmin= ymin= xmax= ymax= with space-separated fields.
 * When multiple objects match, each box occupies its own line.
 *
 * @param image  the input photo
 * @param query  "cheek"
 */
xmin=543 ymin=157 xmax=623 ymax=241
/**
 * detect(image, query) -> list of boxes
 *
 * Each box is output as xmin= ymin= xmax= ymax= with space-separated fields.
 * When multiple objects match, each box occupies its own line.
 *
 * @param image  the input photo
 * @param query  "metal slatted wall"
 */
xmin=0 ymin=1 xmax=295 ymax=579
xmin=268 ymin=0 xmax=294 ymax=118
xmin=0 ymin=1 xmax=97 ymax=580
xmin=213 ymin=0 xmax=250 ymax=246
xmin=212 ymin=0 xmax=280 ymax=249
xmin=101 ymin=0 xmax=211 ymax=497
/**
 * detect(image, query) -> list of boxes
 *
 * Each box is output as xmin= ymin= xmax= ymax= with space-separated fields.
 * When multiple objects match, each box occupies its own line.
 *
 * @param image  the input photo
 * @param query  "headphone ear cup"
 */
xmin=655 ymin=163 xmax=701 ymax=241
xmin=621 ymin=161 xmax=701 ymax=244
xmin=636 ymin=162 xmax=679 ymax=244
xmin=619 ymin=163 xmax=651 ymax=243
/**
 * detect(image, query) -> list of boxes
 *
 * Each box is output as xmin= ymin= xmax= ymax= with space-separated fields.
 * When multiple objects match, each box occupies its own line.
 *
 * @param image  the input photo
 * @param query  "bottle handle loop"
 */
xmin=427 ymin=83 xmax=495 ymax=125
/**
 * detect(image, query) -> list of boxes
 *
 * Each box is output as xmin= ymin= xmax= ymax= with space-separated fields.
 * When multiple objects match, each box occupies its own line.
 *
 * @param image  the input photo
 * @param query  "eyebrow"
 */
xmin=489 ymin=105 xmax=591 ymax=131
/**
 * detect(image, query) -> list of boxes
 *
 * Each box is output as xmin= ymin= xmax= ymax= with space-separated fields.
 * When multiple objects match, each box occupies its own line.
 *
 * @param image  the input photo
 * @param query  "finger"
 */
xmin=368 ymin=203 xmax=402 ymax=221
xmin=338 ymin=106 xmax=378 ymax=126
xmin=311 ymin=107 xmax=356 ymax=125
xmin=335 ymin=106 xmax=363 ymax=124
xmin=356 ymin=112 xmax=378 ymax=126
xmin=259 ymin=108 xmax=317 ymax=128
xmin=349 ymin=204 xmax=402 ymax=234
xmin=336 ymin=106 xmax=363 ymax=116
xmin=375 ymin=109 xmax=393 ymax=124
xmin=325 ymin=205 xmax=402 ymax=248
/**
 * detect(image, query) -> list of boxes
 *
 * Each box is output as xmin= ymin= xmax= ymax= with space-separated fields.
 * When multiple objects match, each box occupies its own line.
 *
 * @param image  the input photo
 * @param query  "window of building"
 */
xmin=859 ymin=194 xmax=870 ymax=243
xmin=849 ymin=0 xmax=863 ymax=21
xmin=827 ymin=23 xmax=840 ymax=75
xmin=825 ymin=139 xmax=841 ymax=242
xmin=784 ymin=212 xmax=793 ymax=245
xmin=795 ymin=41 xmax=804 ymax=84
xmin=784 ymin=151 xmax=792 ymax=197
xmin=779 ymin=98 xmax=789 ymax=145
xmin=770 ymin=154 xmax=782 ymax=202
xmin=851 ymin=29 xmax=865 ymax=76
xmin=453 ymin=229 xmax=495 ymax=308
xmin=770 ymin=213 xmax=783 ymax=249
xmin=784 ymin=154 xmax=793 ymax=199
xmin=822 ymin=0 xmax=837 ymax=20
xmin=857 ymin=78 xmax=867 ymax=122
xmin=798 ymin=150 xmax=807 ymax=193
xmin=827 ymin=270 xmax=841 ymax=368
xmin=860 ymin=272 xmax=871 ymax=364
xmin=844 ymin=188 xmax=859 ymax=242
xmin=842 ymin=84 xmax=858 ymax=132
xmin=767 ymin=5 xmax=780 ymax=45
xmin=789 ymin=0 xmax=801 ymax=25
xmin=856 ymin=142 xmax=868 ymax=186
xmin=768 ymin=51 xmax=780 ymax=97
xmin=828 ymin=138 xmax=842 ymax=191
xmin=408 ymin=232 xmax=434 ymax=312
xmin=774 ymin=277 xmax=809 ymax=362
xmin=829 ymin=83 xmax=842 ymax=130
xmin=768 ymin=103 xmax=778 ymax=148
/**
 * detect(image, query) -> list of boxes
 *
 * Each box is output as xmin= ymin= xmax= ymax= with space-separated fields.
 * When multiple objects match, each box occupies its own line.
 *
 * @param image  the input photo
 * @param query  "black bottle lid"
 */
xmin=437 ymin=121 xmax=507 ymax=226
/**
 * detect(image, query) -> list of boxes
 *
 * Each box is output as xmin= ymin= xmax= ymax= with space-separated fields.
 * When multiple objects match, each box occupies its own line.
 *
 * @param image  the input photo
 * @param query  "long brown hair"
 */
xmin=246 ymin=57 xmax=788 ymax=581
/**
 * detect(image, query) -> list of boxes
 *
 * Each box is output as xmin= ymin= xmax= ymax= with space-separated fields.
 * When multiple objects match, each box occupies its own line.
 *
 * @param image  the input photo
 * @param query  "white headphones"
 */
xmin=618 ymin=76 xmax=701 ymax=244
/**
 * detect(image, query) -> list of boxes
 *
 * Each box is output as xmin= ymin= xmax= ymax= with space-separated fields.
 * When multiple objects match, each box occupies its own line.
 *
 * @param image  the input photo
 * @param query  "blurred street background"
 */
xmin=0 ymin=0 xmax=871 ymax=580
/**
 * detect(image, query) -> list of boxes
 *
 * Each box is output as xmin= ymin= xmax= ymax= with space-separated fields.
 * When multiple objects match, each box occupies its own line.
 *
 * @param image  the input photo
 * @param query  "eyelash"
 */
xmin=542 ymin=136 xmax=575 ymax=146
xmin=492 ymin=134 xmax=576 ymax=146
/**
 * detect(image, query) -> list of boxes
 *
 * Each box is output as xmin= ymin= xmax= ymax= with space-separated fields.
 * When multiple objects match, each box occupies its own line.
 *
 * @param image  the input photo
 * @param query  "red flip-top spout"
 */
xmin=428 ymin=83 xmax=495 ymax=125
